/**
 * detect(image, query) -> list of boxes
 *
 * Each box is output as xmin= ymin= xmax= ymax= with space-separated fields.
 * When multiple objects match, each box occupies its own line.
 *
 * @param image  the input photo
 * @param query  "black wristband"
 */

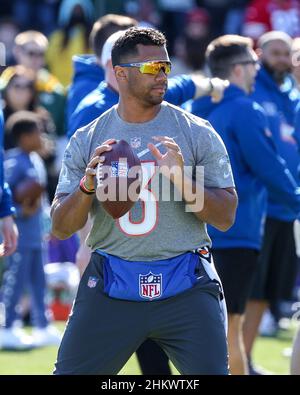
xmin=79 ymin=184 xmax=95 ymax=195
xmin=79 ymin=176 xmax=95 ymax=195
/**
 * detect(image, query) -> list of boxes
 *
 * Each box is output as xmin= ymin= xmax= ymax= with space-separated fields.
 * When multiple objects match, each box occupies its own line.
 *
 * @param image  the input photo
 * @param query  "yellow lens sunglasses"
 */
xmin=117 ymin=60 xmax=172 ymax=75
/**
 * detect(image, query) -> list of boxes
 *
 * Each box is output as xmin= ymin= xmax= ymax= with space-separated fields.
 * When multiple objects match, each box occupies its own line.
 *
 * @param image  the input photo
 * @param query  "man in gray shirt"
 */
xmin=51 ymin=27 xmax=237 ymax=375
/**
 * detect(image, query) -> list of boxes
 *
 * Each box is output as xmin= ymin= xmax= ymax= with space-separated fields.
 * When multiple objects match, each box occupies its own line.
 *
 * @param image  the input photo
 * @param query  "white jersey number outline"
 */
xmin=117 ymin=161 xmax=158 ymax=236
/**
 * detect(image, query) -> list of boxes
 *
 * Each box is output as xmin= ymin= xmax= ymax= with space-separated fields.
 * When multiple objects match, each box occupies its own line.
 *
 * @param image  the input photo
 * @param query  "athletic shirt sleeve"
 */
xmin=55 ymin=129 xmax=88 ymax=195
xmin=192 ymin=119 xmax=236 ymax=189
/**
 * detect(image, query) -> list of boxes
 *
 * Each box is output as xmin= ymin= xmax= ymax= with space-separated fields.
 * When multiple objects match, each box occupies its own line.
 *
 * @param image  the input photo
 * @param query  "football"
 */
xmin=96 ymin=140 xmax=142 ymax=219
xmin=14 ymin=178 xmax=45 ymax=205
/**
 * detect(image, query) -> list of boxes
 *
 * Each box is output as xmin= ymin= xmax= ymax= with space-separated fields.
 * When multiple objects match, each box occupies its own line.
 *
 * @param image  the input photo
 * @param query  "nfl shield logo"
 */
xmin=111 ymin=161 xmax=119 ymax=177
xmin=139 ymin=272 xmax=162 ymax=300
xmin=130 ymin=137 xmax=141 ymax=149
xmin=87 ymin=276 xmax=98 ymax=288
xmin=111 ymin=161 xmax=128 ymax=177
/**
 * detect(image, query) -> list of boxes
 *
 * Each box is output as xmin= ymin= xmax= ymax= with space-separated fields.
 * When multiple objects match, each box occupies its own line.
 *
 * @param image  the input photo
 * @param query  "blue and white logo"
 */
xmin=111 ymin=161 xmax=128 ymax=178
xmin=139 ymin=272 xmax=162 ymax=300
xmin=87 ymin=276 xmax=98 ymax=288
xmin=130 ymin=137 xmax=141 ymax=149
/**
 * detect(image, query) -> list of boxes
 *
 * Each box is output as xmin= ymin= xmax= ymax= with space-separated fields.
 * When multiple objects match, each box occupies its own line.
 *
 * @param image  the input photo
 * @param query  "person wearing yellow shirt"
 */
xmin=46 ymin=0 xmax=94 ymax=87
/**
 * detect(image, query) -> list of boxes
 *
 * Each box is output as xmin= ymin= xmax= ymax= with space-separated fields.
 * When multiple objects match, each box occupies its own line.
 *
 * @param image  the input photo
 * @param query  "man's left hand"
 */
xmin=148 ymin=136 xmax=184 ymax=182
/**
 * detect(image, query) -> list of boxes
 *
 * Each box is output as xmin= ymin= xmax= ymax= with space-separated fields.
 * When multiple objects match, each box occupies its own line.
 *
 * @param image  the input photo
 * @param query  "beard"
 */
xmin=148 ymin=92 xmax=165 ymax=105
xmin=148 ymin=82 xmax=168 ymax=104
xmin=262 ymin=61 xmax=291 ymax=84
xmin=129 ymin=81 xmax=167 ymax=107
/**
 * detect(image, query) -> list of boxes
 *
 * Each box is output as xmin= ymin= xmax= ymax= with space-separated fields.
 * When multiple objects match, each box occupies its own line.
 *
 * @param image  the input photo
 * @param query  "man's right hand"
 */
xmin=51 ymin=139 xmax=116 ymax=240
xmin=84 ymin=138 xmax=116 ymax=190
xmin=209 ymin=78 xmax=230 ymax=103
xmin=192 ymin=75 xmax=229 ymax=102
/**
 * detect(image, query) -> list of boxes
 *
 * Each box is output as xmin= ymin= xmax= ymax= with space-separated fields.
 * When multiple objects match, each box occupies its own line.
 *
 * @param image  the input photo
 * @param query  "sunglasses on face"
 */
xmin=117 ymin=60 xmax=172 ymax=75
xmin=231 ymin=59 xmax=259 ymax=67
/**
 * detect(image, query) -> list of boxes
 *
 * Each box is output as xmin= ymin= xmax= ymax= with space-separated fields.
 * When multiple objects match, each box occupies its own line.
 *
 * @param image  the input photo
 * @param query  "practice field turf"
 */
xmin=0 ymin=322 xmax=298 ymax=375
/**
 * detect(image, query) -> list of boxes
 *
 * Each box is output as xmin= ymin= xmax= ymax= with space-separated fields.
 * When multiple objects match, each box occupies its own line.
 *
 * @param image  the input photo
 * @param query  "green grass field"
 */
xmin=0 ymin=321 xmax=298 ymax=375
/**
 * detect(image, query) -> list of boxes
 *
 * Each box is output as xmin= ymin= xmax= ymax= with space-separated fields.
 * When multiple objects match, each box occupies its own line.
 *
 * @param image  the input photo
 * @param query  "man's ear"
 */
xmin=114 ymin=66 xmax=127 ymax=80
xmin=255 ymin=47 xmax=262 ymax=59
xmin=232 ymin=64 xmax=241 ymax=78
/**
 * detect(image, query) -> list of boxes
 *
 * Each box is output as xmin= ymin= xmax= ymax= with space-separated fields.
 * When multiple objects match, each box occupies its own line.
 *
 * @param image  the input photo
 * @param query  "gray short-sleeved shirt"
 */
xmin=56 ymin=102 xmax=234 ymax=261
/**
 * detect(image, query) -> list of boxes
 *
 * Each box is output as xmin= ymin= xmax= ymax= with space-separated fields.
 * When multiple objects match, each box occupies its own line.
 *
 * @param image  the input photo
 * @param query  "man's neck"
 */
xmin=117 ymin=97 xmax=161 ymax=123
xmin=228 ymin=78 xmax=247 ymax=94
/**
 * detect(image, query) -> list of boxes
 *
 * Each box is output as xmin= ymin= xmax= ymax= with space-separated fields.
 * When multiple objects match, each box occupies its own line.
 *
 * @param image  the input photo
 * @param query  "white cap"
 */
xmin=101 ymin=30 xmax=126 ymax=67
xmin=258 ymin=30 xmax=292 ymax=49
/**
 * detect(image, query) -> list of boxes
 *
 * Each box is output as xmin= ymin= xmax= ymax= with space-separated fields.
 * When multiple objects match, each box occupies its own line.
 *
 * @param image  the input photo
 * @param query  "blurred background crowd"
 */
xmin=0 ymin=0 xmax=300 ymax=375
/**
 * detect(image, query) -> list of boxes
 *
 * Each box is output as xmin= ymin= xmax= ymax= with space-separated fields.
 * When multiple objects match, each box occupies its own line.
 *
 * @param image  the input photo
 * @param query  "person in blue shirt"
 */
xmin=1 ymin=111 xmax=61 ymax=350
xmin=186 ymin=34 xmax=300 ymax=375
xmin=0 ymin=108 xmax=18 ymax=258
xmin=67 ymin=14 xmax=138 ymax=127
xmin=243 ymin=31 xmax=300 ymax=374
xmin=291 ymin=102 xmax=300 ymax=375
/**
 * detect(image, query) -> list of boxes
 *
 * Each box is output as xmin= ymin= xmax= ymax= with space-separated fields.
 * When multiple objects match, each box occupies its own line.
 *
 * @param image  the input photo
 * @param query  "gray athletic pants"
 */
xmin=54 ymin=252 xmax=228 ymax=375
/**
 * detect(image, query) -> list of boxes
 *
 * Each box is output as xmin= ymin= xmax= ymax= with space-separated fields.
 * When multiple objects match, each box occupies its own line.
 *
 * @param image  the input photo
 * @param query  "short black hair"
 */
xmin=206 ymin=35 xmax=253 ymax=79
xmin=90 ymin=14 xmax=137 ymax=59
xmin=6 ymin=111 xmax=41 ymax=142
xmin=111 ymin=27 xmax=167 ymax=67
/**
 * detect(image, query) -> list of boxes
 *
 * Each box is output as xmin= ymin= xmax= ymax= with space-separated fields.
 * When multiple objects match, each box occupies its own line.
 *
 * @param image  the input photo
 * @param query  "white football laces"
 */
xmin=96 ymin=161 xmax=103 ymax=188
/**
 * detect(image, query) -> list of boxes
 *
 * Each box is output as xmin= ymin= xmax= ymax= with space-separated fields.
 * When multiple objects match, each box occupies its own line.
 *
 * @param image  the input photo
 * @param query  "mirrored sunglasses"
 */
xmin=118 ymin=61 xmax=172 ymax=75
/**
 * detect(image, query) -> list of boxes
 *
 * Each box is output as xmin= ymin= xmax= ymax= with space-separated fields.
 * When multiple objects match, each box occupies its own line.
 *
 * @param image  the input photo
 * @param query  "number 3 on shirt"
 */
xmin=117 ymin=161 xmax=158 ymax=236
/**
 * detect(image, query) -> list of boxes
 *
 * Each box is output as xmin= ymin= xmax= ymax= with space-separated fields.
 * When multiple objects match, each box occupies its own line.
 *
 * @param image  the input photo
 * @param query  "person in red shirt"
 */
xmin=243 ymin=0 xmax=300 ymax=41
